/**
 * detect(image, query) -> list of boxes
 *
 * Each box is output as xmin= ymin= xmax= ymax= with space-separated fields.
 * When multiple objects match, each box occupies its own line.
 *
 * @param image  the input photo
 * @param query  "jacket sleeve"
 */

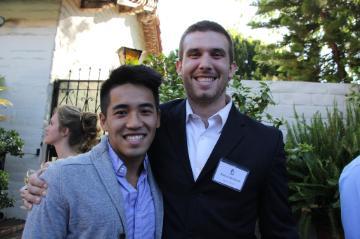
xmin=22 ymin=164 xmax=68 ymax=239
xmin=258 ymin=130 xmax=299 ymax=239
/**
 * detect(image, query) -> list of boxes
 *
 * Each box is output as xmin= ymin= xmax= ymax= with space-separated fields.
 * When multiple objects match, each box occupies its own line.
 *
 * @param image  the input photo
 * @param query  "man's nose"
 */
xmin=199 ymin=54 xmax=212 ymax=70
xmin=126 ymin=112 xmax=142 ymax=128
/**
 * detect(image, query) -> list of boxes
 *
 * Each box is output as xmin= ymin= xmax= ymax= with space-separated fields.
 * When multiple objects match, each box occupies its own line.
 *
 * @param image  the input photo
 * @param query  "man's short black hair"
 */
xmin=100 ymin=65 xmax=162 ymax=115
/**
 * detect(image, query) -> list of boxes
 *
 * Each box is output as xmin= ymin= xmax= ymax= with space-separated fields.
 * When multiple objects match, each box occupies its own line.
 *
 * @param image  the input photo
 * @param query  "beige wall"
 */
xmin=0 ymin=0 xmax=62 ymax=219
xmin=51 ymin=0 xmax=146 ymax=80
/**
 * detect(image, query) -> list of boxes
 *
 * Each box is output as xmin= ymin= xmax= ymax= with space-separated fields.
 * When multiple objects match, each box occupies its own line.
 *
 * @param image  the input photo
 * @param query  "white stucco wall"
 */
xmin=51 ymin=0 xmax=145 ymax=80
xmin=0 ymin=0 xmax=62 ymax=219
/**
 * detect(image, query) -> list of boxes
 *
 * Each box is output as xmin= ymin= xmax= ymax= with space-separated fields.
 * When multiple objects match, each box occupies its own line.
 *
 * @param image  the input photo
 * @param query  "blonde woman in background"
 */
xmin=43 ymin=105 xmax=100 ymax=161
xmin=20 ymin=105 xmax=100 ymax=207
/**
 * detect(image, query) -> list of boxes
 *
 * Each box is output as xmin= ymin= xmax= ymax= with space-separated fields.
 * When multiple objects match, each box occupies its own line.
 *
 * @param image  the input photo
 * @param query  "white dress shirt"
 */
xmin=185 ymin=99 xmax=232 ymax=180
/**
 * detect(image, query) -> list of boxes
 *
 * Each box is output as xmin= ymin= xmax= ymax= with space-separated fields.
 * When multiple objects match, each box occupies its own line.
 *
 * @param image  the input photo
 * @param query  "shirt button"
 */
xmin=119 ymin=167 xmax=126 ymax=174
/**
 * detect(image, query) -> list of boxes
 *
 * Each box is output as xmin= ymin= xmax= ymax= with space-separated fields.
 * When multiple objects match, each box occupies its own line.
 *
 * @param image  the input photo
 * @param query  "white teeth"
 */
xmin=125 ymin=135 xmax=144 ymax=141
xmin=196 ymin=77 xmax=215 ymax=82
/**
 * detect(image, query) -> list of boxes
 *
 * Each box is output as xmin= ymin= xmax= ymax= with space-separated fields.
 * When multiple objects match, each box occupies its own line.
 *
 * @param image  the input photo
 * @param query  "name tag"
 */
xmin=212 ymin=159 xmax=249 ymax=192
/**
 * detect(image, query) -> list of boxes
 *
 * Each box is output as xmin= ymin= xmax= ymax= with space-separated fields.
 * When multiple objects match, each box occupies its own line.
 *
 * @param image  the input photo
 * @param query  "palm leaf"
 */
xmin=0 ymin=98 xmax=13 ymax=107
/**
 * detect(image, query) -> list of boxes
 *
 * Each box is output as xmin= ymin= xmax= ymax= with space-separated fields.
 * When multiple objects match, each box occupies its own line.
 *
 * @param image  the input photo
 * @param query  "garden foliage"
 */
xmin=285 ymin=99 xmax=360 ymax=238
xmin=0 ymin=170 xmax=14 ymax=211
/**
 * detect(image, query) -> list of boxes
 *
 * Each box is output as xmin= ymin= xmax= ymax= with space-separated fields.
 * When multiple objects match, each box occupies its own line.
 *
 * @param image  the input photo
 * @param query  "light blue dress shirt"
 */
xmin=108 ymin=142 xmax=155 ymax=239
xmin=339 ymin=155 xmax=360 ymax=239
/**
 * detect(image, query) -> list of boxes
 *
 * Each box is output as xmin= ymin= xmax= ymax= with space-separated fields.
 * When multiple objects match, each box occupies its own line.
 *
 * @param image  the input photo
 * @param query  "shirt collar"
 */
xmin=185 ymin=95 xmax=232 ymax=129
xmin=107 ymin=140 xmax=149 ymax=177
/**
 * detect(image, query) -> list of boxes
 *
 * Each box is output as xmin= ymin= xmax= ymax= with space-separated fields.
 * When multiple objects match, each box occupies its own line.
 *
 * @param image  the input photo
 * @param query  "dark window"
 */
xmin=80 ymin=0 xmax=115 ymax=8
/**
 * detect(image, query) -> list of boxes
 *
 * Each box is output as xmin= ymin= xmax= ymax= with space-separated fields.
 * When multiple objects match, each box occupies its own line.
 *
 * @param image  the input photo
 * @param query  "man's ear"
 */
xmin=176 ymin=60 xmax=183 ymax=76
xmin=229 ymin=62 xmax=238 ymax=79
xmin=99 ymin=112 xmax=108 ymax=132
xmin=156 ymin=110 xmax=161 ymax=129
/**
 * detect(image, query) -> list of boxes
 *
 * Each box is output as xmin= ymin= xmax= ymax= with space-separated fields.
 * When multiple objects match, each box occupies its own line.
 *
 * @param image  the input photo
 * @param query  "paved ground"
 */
xmin=0 ymin=218 xmax=24 ymax=239
xmin=2 ymin=231 xmax=22 ymax=239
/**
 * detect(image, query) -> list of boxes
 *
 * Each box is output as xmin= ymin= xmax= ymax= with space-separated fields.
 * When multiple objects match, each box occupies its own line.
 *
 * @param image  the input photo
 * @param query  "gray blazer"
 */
xmin=22 ymin=136 xmax=163 ymax=239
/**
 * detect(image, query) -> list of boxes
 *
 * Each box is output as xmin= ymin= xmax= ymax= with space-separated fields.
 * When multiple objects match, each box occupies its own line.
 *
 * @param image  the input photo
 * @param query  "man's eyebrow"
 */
xmin=186 ymin=48 xmax=226 ymax=53
xmin=186 ymin=48 xmax=200 ymax=53
xmin=139 ymin=103 xmax=156 ymax=108
xmin=111 ymin=103 xmax=155 ymax=110
xmin=112 ymin=104 xmax=128 ymax=111
xmin=212 ymin=48 xmax=226 ymax=53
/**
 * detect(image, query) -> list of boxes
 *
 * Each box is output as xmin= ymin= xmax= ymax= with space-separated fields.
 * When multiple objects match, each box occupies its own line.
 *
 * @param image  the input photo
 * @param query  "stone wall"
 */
xmin=240 ymin=80 xmax=352 ymax=135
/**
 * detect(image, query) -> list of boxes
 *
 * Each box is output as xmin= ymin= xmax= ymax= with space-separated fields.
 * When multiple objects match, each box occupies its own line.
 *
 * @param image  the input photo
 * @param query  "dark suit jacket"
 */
xmin=149 ymin=99 xmax=298 ymax=239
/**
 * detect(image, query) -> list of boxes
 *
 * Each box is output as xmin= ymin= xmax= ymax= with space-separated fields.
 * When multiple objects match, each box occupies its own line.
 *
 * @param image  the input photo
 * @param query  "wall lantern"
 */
xmin=0 ymin=16 xmax=5 ymax=27
xmin=117 ymin=47 xmax=142 ymax=65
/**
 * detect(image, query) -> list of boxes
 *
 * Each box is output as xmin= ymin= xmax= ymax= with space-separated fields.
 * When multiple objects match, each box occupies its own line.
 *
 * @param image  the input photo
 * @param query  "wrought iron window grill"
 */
xmin=47 ymin=67 xmax=106 ymax=161
xmin=51 ymin=68 xmax=105 ymax=115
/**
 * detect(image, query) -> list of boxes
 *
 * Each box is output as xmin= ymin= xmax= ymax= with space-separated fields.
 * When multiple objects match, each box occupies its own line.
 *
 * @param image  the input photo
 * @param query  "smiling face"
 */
xmin=176 ymin=31 xmax=237 ymax=108
xmin=100 ymin=83 xmax=160 ymax=164
xmin=44 ymin=112 xmax=65 ymax=146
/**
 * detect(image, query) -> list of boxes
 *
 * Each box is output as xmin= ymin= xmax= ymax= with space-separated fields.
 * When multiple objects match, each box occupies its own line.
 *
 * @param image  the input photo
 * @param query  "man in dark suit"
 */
xmin=148 ymin=20 xmax=299 ymax=239
xmin=23 ymin=20 xmax=298 ymax=239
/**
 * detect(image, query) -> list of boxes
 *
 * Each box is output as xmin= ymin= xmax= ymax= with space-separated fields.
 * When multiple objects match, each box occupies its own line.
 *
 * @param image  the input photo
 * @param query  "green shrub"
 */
xmin=143 ymin=51 xmax=185 ymax=103
xmin=0 ymin=128 xmax=24 ymax=213
xmin=231 ymin=78 xmax=282 ymax=127
xmin=0 ymin=170 xmax=14 ymax=211
xmin=346 ymin=82 xmax=360 ymax=106
xmin=0 ymin=128 xmax=24 ymax=157
xmin=285 ymin=101 xmax=360 ymax=239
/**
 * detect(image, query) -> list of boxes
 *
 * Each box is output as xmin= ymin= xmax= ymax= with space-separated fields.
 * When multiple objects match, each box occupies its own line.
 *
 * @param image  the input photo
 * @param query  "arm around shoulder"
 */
xmin=22 ymin=164 xmax=68 ymax=239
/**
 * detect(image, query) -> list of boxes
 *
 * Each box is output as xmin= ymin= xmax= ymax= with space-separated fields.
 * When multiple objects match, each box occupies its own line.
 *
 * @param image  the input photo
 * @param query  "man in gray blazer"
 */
xmin=22 ymin=65 xmax=163 ymax=239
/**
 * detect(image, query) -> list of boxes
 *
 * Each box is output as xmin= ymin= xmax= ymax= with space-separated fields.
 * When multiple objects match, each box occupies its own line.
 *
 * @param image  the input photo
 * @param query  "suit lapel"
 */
xmin=165 ymin=100 xmax=194 ymax=181
xmin=90 ymin=140 xmax=128 ymax=234
xmin=197 ymin=105 xmax=249 ymax=182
